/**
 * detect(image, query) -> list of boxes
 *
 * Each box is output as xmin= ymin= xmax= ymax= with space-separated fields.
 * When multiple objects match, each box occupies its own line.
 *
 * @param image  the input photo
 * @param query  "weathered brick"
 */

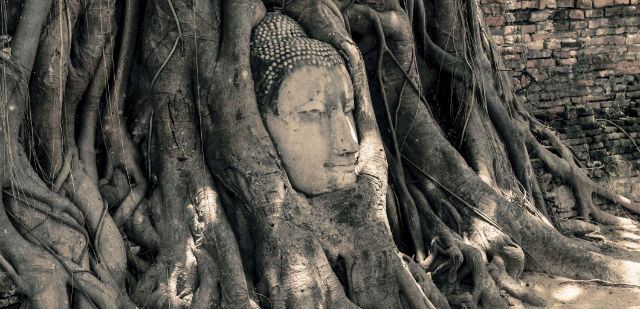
xmin=530 ymin=10 xmax=552 ymax=21
xmin=593 ymin=0 xmax=614 ymax=7
xmin=486 ymin=16 xmax=505 ymax=26
xmin=528 ymin=40 xmax=545 ymax=50
xmin=530 ymin=50 xmax=553 ymax=58
xmin=576 ymin=0 xmax=593 ymax=7
xmin=545 ymin=40 xmax=562 ymax=49
xmin=521 ymin=0 xmax=539 ymax=8
xmin=561 ymin=38 xmax=584 ymax=48
xmin=585 ymin=8 xmax=605 ymax=17
xmin=503 ymin=54 xmax=518 ymax=61
xmin=570 ymin=20 xmax=588 ymax=28
xmin=521 ymin=24 xmax=537 ymax=33
xmin=479 ymin=0 xmax=640 ymax=190
xmin=595 ymin=28 xmax=616 ymax=35
xmin=551 ymin=9 xmax=569 ymax=19
xmin=557 ymin=0 xmax=575 ymax=6
xmin=504 ymin=13 xmax=516 ymax=23
xmin=538 ymin=0 xmax=558 ymax=8
xmin=616 ymin=67 xmax=640 ymax=74
xmin=605 ymin=6 xmax=625 ymax=15
xmin=555 ymin=21 xmax=570 ymax=30
xmin=588 ymin=18 xmax=609 ymax=27
xmin=623 ymin=16 xmax=640 ymax=26
xmin=540 ymin=58 xmax=556 ymax=66
xmin=503 ymin=25 xmax=518 ymax=34
xmin=627 ymin=34 xmax=640 ymax=44
xmin=569 ymin=9 xmax=585 ymax=18
xmin=548 ymin=106 xmax=566 ymax=114
xmin=622 ymin=5 xmax=637 ymax=15
xmin=537 ymin=22 xmax=554 ymax=32
xmin=588 ymin=102 xmax=602 ymax=109
xmin=503 ymin=45 xmax=524 ymax=53
xmin=559 ymin=57 xmax=578 ymax=65
xmin=531 ymin=32 xmax=548 ymax=41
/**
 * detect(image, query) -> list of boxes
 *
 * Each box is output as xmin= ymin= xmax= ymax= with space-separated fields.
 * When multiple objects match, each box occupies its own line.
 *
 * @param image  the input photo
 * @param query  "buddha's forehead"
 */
xmin=276 ymin=65 xmax=353 ymax=113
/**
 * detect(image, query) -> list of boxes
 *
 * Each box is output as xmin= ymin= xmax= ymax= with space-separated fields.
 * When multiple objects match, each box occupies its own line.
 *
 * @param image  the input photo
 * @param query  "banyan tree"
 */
xmin=0 ymin=0 xmax=639 ymax=308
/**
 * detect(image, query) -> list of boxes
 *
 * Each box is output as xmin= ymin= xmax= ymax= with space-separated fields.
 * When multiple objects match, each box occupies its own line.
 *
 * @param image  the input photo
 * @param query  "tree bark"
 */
xmin=1 ymin=0 xmax=640 ymax=308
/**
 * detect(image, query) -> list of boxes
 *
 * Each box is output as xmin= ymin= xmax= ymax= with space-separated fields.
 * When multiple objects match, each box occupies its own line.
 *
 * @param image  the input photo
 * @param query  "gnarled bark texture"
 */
xmin=0 ymin=0 xmax=639 ymax=308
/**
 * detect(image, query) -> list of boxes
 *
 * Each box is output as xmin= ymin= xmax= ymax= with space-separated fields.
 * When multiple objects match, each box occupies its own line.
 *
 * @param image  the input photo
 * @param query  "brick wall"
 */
xmin=482 ymin=0 xmax=640 ymax=217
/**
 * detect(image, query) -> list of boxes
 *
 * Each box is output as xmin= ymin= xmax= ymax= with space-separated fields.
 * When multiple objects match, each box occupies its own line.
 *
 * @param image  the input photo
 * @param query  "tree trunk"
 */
xmin=0 ymin=0 xmax=639 ymax=308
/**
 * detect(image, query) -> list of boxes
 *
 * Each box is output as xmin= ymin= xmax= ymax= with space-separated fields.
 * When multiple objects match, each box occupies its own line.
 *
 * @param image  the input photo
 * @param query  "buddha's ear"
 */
xmin=202 ymin=0 xmax=298 ymax=208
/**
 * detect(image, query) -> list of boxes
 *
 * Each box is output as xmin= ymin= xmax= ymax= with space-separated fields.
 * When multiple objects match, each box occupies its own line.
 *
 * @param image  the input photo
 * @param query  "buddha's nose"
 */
xmin=331 ymin=112 xmax=359 ymax=156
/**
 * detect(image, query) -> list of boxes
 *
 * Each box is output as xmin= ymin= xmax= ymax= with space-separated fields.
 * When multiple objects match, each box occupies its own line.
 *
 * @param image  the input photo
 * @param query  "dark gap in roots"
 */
xmin=331 ymin=255 xmax=349 ymax=291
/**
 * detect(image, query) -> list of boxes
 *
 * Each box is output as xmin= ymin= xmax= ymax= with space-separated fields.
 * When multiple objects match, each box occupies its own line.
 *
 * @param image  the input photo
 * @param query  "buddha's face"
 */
xmin=264 ymin=65 xmax=359 ymax=196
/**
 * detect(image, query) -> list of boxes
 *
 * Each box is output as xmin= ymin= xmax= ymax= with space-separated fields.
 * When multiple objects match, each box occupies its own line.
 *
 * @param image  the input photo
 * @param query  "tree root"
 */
xmin=112 ymin=180 xmax=148 ymax=229
xmin=424 ymin=0 xmax=640 ymax=229
xmin=341 ymin=4 xmax=539 ymax=306
xmin=12 ymin=150 xmax=85 ymax=224
xmin=130 ymin=184 xmax=240 ymax=308
xmin=129 ymin=198 xmax=160 ymax=251
xmin=401 ymin=254 xmax=450 ymax=309
xmin=1 ymin=198 xmax=135 ymax=309
xmin=132 ymin=258 xmax=197 ymax=309
xmin=0 ymin=254 xmax=26 ymax=293
xmin=409 ymin=184 xmax=518 ymax=309
xmin=557 ymin=219 xmax=601 ymax=237
xmin=487 ymin=256 xmax=545 ymax=307
xmin=394 ymin=254 xmax=436 ymax=309
xmin=188 ymin=249 xmax=219 ymax=309
xmin=7 ymin=0 xmax=640 ymax=308
xmin=528 ymin=118 xmax=640 ymax=224
xmin=62 ymin=156 xmax=128 ymax=287
xmin=4 ymin=190 xmax=90 ymax=263
xmin=414 ymin=0 xmax=639 ymax=260
xmin=255 ymin=230 xmax=360 ymax=309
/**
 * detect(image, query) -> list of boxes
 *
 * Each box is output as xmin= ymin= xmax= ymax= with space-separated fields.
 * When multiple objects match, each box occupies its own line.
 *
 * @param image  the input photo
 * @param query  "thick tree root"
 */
xmin=340 ymin=3 xmax=541 ymax=307
xmin=527 ymin=118 xmax=640 ymax=227
xmin=127 ymin=2 xmax=259 ymax=307
xmin=129 ymin=181 xmax=254 ymax=309
xmin=410 ymin=184 xmax=526 ymax=309
xmin=401 ymin=254 xmax=450 ymax=309
xmin=419 ymin=0 xmax=639 ymax=229
xmin=6 ymin=0 xmax=640 ymax=308
xmin=488 ymin=256 xmax=545 ymax=307
xmin=0 ymin=197 xmax=135 ymax=309
xmin=1 ymin=4 xmax=133 ymax=305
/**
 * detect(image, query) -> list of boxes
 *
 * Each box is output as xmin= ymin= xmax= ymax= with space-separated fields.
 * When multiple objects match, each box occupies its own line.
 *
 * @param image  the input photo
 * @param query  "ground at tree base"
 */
xmin=519 ymin=223 xmax=640 ymax=309
xmin=520 ymin=271 xmax=640 ymax=309
xmin=1 ymin=223 xmax=640 ymax=309
xmin=2 ymin=271 xmax=640 ymax=308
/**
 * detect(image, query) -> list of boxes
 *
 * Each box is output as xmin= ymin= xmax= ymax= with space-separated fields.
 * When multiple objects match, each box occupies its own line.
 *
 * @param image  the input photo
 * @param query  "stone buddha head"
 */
xmin=251 ymin=12 xmax=359 ymax=196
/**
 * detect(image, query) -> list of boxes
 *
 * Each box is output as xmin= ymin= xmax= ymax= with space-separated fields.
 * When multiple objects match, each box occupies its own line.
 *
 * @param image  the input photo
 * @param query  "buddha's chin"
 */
xmin=325 ymin=167 xmax=357 ymax=192
xmin=291 ymin=167 xmax=358 ymax=196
